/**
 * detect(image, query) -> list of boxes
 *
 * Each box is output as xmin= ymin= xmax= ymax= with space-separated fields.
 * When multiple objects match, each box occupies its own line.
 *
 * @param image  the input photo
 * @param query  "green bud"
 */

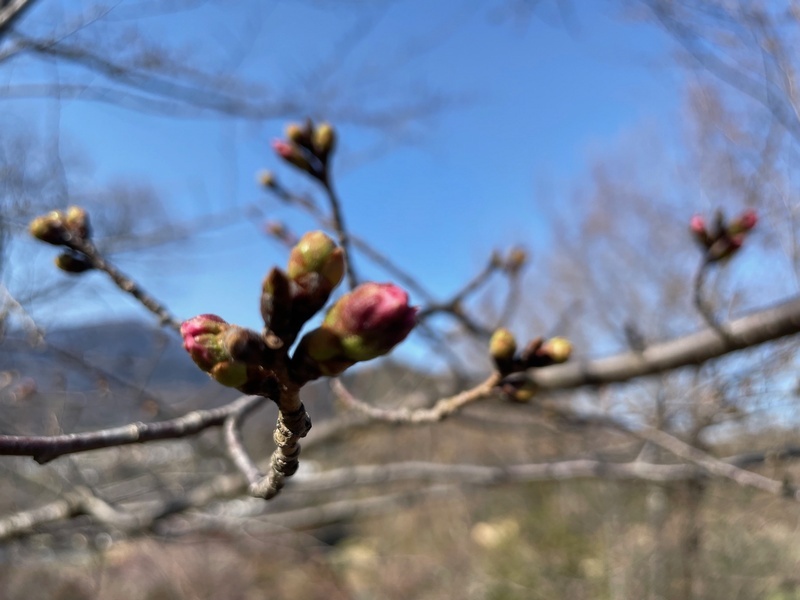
xmin=54 ymin=252 xmax=93 ymax=274
xmin=540 ymin=337 xmax=572 ymax=363
xmin=313 ymin=122 xmax=336 ymax=160
xmin=287 ymin=231 xmax=345 ymax=287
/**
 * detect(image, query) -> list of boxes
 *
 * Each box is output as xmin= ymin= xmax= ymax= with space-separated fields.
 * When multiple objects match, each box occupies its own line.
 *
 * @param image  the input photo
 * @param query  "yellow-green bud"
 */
xmin=29 ymin=211 xmax=67 ymax=245
xmin=54 ymin=252 xmax=93 ymax=274
xmin=258 ymin=170 xmax=277 ymax=188
xmin=489 ymin=328 xmax=517 ymax=361
xmin=64 ymin=206 xmax=91 ymax=240
xmin=541 ymin=337 xmax=572 ymax=363
xmin=313 ymin=122 xmax=336 ymax=159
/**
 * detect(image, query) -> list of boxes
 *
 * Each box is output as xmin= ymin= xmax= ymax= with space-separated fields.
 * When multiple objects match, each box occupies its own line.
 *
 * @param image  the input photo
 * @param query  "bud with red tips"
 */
xmin=180 ymin=315 xmax=272 ymax=390
xmin=690 ymin=214 xmax=711 ymax=247
xmin=689 ymin=209 xmax=758 ymax=262
xmin=272 ymin=139 xmax=314 ymax=174
xmin=727 ymin=209 xmax=757 ymax=235
xmin=291 ymin=282 xmax=417 ymax=381
xmin=323 ymin=282 xmax=418 ymax=361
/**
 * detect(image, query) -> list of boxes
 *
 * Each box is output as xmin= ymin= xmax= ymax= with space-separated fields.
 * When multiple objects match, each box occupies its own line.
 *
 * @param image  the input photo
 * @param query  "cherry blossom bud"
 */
xmin=489 ymin=328 xmax=517 ymax=362
xmin=540 ymin=337 xmax=572 ymax=363
xmin=29 ymin=211 xmax=68 ymax=245
xmin=323 ymin=282 xmax=417 ymax=361
xmin=64 ymin=206 xmax=91 ymax=240
xmin=287 ymin=231 xmax=345 ymax=288
xmin=272 ymin=140 xmax=313 ymax=174
xmin=504 ymin=247 xmax=528 ymax=273
xmin=727 ymin=209 xmax=757 ymax=235
xmin=689 ymin=214 xmax=710 ymax=247
xmin=258 ymin=170 xmax=277 ymax=188
xmin=313 ymin=122 xmax=336 ymax=160
xmin=180 ymin=315 xmax=263 ymax=389
xmin=54 ymin=252 xmax=93 ymax=274
xmin=285 ymin=123 xmax=308 ymax=145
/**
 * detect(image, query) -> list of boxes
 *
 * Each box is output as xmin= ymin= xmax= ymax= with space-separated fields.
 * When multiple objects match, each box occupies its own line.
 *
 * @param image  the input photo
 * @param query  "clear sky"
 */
xmin=7 ymin=1 xmax=680 ymax=348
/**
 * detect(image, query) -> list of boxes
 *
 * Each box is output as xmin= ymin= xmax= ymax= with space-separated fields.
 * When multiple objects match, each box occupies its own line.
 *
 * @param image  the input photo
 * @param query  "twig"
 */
xmin=530 ymin=293 xmax=800 ymax=390
xmin=332 ymin=373 xmax=502 ymax=423
xmin=693 ymin=256 xmax=732 ymax=341
xmin=320 ymin=174 xmax=359 ymax=289
xmin=549 ymin=406 xmax=792 ymax=499
xmin=0 ymin=395 xmax=263 ymax=463
xmin=69 ymin=236 xmax=182 ymax=332
xmin=0 ymin=0 xmax=36 ymax=37
xmin=249 ymin=399 xmax=312 ymax=499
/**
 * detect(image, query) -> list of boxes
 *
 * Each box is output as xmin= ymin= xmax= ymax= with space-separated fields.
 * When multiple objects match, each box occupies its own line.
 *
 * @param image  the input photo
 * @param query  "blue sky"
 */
xmin=8 ymin=1 xmax=681 ymax=344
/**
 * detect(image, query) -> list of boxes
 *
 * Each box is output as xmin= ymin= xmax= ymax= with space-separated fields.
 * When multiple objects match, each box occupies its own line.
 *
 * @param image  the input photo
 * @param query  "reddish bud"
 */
xmin=689 ymin=214 xmax=710 ymax=247
xmin=324 ymin=282 xmax=417 ymax=361
xmin=728 ymin=209 xmax=758 ymax=235
xmin=272 ymin=140 xmax=314 ymax=174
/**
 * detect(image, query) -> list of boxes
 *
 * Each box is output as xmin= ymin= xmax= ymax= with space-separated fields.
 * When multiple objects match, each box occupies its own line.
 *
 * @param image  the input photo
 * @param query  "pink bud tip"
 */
xmin=689 ymin=215 xmax=706 ymax=234
xmin=739 ymin=209 xmax=757 ymax=231
xmin=272 ymin=139 xmax=294 ymax=159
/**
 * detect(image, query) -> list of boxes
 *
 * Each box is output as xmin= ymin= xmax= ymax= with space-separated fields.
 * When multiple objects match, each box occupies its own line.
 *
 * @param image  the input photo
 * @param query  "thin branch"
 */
xmin=0 ymin=395 xmax=262 ymax=463
xmin=69 ymin=236 xmax=182 ymax=332
xmin=0 ymin=0 xmax=36 ymax=37
xmin=320 ymin=173 xmax=359 ymax=289
xmin=332 ymin=373 xmax=502 ymax=423
xmin=692 ymin=256 xmax=732 ymax=341
xmin=531 ymin=293 xmax=800 ymax=390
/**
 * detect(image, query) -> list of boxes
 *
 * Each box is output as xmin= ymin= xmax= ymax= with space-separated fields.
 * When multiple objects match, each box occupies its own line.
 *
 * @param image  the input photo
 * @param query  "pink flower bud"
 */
xmin=181 ymin=315 xmax=273 ymax=390
xmin=689 ymin=214 xmax=711 ymax=248
xmin=689 ymin=215 xmax=706 ymax=234
xmin=324 ymin=282 xmax=418 ymax=361
xmin=272 ymin=139 xmax=313 ymax=173
xmin=180 ymin=314 xmax=229 ymax=371
xmin=728 ymin=209 xmax=758 ymax=235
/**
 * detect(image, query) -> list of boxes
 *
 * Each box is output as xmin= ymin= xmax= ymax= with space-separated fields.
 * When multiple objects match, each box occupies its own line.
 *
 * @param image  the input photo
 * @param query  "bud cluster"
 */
xmin=690 ymin=209 xmax=757 ymax=262
xmin=29 ymin=206 xmax=94 ymax=274
xmin=489 ymin=328 xmax=572 ymax=402
xmin=182 ymin=231 xmax=417 ymax=391
xmin=271 ymin=119 xmax=337 ymax=179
